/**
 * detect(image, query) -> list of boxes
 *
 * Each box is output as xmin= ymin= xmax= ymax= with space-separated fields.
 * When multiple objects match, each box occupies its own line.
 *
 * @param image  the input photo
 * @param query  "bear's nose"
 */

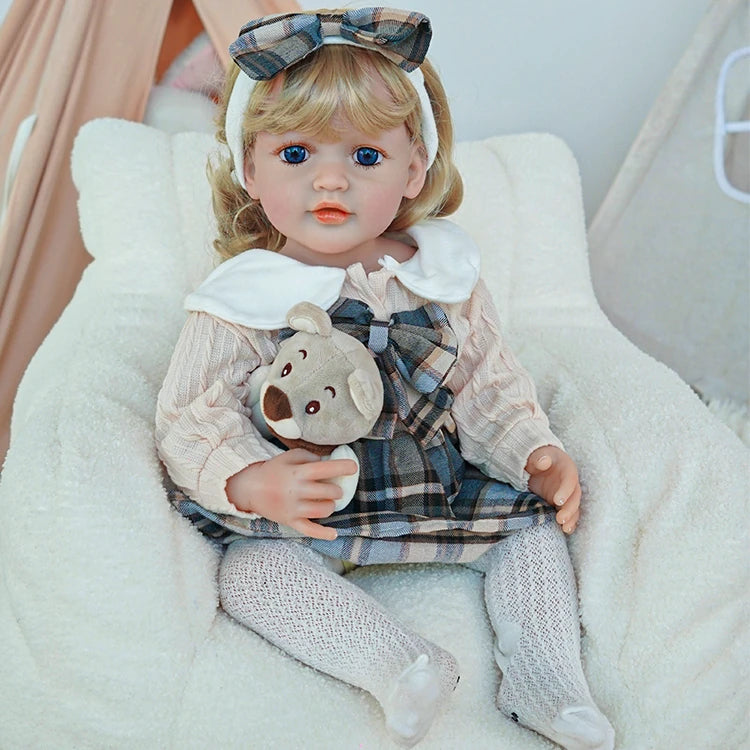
xmin=263 ymin=384 xmax=293 ymax=422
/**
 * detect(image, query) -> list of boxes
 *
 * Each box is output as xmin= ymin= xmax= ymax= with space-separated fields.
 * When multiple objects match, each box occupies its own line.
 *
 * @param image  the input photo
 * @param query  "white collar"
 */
xmin=184 ymin=219 xmax=480 ymax=329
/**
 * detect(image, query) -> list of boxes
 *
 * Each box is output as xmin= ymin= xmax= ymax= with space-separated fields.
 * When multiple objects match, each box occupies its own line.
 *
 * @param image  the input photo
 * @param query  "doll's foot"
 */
xmin=546 ymin=704 xmax=615 ymax=750
xmin=383 ymin=654 xmax=444 ymax=747
xmin=503 ymin=701 xmax=614 ymax=750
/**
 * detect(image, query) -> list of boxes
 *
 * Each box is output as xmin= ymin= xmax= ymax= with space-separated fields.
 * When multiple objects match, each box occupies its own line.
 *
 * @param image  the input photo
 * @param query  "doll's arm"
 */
xmin=155 ymin=311 xmax=284 ymax=517
xmin=449 ymin=279 xmax=563 ymax=490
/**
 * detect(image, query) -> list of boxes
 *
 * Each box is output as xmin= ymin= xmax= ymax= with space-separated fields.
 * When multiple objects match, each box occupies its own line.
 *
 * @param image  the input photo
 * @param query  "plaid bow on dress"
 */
xmin=229 ymin=7 xmax=432 ymax=80
xmin=286 ymin=298 xmax=458 ymax=446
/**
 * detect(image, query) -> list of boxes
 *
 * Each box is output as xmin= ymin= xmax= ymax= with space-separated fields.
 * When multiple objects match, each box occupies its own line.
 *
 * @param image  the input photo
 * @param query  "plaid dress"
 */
xmin=169 ymin=298 xmax=556 ymax=565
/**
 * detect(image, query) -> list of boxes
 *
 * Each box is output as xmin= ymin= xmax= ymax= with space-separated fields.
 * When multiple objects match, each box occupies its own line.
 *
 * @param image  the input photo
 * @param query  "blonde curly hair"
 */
xmin=210 ymin=43 xmax=463 ymax=261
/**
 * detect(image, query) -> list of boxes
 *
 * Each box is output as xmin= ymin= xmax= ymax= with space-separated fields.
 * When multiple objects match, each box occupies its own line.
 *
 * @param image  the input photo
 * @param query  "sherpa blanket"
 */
xmin=0 ymin=119 xmax=747 ymax=749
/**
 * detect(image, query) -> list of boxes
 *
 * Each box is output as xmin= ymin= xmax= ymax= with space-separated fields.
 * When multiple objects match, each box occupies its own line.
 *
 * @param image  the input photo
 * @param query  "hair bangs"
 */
xmin=245 ymin=46 xmax=420 ymax=141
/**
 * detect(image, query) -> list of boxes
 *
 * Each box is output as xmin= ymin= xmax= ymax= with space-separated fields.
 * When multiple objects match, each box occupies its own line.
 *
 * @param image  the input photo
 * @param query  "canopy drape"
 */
xmin=0 ymin=0 xmax=298 ymax=463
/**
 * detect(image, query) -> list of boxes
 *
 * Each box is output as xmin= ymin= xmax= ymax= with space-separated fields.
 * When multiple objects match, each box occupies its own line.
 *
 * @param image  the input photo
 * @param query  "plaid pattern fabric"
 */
xmin=169 ymin=467 xmax=554 ymax=565
xmin=167 ymin=298 xmax=557 ymax=565
xmin=348 ymin=429 xmax=464 ymax=521
xmin=229 ymin=7 xmax=432 ymax=80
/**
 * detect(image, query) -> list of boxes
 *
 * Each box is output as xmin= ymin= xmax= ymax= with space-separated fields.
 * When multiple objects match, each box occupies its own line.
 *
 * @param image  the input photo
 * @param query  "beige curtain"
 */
xmin=0 ymin=0 xmax=298 ymax=463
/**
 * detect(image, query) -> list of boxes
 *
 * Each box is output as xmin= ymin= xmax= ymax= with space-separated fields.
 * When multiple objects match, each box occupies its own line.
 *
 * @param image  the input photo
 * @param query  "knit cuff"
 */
xmin=489 ymin=418 xmax=564 ymax=491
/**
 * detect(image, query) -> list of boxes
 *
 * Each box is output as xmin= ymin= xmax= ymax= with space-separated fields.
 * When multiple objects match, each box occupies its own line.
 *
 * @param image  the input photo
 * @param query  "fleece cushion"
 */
xmin=0 ymin=118 xmax=747 ymax=749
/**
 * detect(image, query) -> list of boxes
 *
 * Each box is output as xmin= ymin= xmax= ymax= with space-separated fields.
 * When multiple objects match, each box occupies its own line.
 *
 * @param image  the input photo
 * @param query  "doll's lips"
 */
xmin=312 ymin=203 xmax=351 ymax=225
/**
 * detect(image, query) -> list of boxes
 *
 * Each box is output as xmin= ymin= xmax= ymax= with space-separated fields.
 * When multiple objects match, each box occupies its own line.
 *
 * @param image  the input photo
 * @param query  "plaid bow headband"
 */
xmin=229 ymin=8 xmax=432 ymax=80
xmin=225 ymin=7 xmax=439 ymax=192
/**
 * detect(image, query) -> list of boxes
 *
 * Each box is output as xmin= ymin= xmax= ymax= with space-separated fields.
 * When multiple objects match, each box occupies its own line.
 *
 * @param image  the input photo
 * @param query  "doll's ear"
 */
xmin=403 ymin=143 xmax=428 ymax=200
xmin=286 ymin=301 xmax=333 ymax=335
xmin=243 ymin=155 xmax=259 ymax=200
xmin=348 ymin=368 xmax=383 ymax=420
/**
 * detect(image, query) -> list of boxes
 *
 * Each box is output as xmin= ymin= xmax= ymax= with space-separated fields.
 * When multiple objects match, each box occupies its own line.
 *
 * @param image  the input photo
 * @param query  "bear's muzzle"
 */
xmin=261 ymin=383 xmax=302 ymax=440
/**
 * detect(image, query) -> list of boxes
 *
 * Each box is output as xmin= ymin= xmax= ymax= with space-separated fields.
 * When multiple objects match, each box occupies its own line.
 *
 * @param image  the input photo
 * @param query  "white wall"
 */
xmin=299 ymin=0 xmax=713 ymax=223
xmin=1 ymin=0 xmax=713 ymax=220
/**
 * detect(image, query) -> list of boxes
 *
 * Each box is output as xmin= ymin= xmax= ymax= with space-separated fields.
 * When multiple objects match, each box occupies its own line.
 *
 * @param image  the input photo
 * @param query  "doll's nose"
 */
xmin=313 ymin=161 xmax=349 ymax=192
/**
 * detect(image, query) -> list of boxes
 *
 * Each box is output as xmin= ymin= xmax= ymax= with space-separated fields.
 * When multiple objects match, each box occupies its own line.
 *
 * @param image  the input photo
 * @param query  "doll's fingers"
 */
xmin=556 ymin=493 xmax=581 ymax=526
xmin=560 ymin=494 xmax=581 ymax=520
xmin=305 ymin=459 xmax=358 ymax=479
xmin=555 ymin=484 xmax=581 ymax=516
xmin=534 ymin=454 xmax=553 ymax=472
xmin=527 ymin=452 xmax=552 ymax=475
xmin=556 ymin=512 xmax=576 ymax=534
xmin=291 ymin=518 xmax=337 ymax=541
xmin=551 ymin=483 xmax=573 ymax=508
xmin=552 ymin=477 xmax=581 ymax=508
xmin=560 ymin=510 xmax=580 ymax=535
xmin=300 ymin=480 xmax=343 ymax=501
xmin=299 ymin=499 xmax=336 ymax=519
xmin=529 ymin=475 xmax=561 ymax=509
xmin=283 ymin=448 xmax=324 ymax=464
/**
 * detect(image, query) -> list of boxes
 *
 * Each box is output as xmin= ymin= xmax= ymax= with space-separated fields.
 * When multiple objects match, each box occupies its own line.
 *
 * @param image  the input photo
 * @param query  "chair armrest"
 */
xmin=511 ymin=319 xmax=749 ymax=748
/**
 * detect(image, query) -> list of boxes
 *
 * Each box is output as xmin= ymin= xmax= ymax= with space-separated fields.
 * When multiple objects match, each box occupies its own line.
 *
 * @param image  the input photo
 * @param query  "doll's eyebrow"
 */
xmin=325 ymin=386 xmax=336 ymax=398
xmin=298 ymin=349 xmax=307 ymax=359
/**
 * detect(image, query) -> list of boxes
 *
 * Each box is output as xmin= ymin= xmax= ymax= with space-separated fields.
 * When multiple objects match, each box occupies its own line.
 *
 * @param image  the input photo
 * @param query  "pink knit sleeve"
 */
xmin=155 ymin=312 xmax=283 ymax=517
xmin=448 ymin=279 xmax=563 ymax=490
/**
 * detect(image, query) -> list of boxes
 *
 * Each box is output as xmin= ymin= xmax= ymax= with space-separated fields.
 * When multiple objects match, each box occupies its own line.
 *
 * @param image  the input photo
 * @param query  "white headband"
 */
xmin=225 ymin=37 xmax=439 ymax=192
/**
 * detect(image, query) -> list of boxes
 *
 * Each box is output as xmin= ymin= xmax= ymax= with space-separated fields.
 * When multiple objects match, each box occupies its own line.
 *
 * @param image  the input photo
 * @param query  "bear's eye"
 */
xmin=281 ymin=363 xmax=292 ymax=377
xmin=305 ymin=400 xmax=320 ymax=414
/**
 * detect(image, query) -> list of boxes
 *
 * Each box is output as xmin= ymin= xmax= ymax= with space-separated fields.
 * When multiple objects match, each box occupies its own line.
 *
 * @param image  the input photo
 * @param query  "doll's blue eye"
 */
xmin=354 ymin=147 xmax=382 ymax=167
xmin=281 ymin=145 xmax=308 ymax=164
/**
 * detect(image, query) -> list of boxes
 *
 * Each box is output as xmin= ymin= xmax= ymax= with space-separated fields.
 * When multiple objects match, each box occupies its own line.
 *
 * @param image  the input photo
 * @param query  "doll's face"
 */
xmin=244 ymin=109 xmax=427 ymax=267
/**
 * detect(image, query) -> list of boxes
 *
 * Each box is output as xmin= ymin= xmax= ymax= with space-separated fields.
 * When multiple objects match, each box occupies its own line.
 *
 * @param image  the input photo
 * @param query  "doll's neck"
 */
xmin=280 ymin=234 xmax=417 ymax=273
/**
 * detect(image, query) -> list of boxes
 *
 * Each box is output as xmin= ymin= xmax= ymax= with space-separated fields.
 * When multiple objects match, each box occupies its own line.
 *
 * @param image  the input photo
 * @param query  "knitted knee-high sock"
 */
xmin=482 ymin=523 xmax=614 ymax=750
xmin=219 ymin=539 xmax=459 ymax=747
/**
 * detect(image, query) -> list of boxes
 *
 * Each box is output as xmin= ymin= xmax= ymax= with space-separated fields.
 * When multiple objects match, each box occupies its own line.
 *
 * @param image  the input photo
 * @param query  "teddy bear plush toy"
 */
xmin=247 ymin=301 xmax=384 ymax=511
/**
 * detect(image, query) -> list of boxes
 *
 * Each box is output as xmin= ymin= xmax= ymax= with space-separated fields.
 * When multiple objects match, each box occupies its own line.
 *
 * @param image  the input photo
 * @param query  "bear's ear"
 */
xmin=286 ymin=302 xmax=332 ymax=336
xmin=348 ymin=368 xmax=383 ymax=420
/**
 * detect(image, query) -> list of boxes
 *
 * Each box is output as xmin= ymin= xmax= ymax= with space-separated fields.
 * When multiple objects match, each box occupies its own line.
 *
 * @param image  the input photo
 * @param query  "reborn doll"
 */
xmin=156 ymin=7 xmax=614 ymax=748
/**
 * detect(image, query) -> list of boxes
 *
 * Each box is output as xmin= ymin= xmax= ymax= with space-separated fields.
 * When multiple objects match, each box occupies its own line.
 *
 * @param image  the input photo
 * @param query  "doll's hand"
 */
xmin=525 ymin=446 xmax=581 ymax=534
xmin=226 ymin=449 xmax=358 ymax=541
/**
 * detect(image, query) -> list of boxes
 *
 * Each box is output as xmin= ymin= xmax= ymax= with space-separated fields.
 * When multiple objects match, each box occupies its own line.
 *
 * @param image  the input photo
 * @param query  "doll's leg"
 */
xmin=478 ymin=523 xmax=614 ymax=750
xmin=219 ymin=539 xmax=459 ymax=747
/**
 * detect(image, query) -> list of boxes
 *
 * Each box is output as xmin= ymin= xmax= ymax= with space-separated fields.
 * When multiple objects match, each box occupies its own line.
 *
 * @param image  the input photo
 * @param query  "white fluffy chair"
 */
xmin=0 ymin=118 xmax=747 ymax=749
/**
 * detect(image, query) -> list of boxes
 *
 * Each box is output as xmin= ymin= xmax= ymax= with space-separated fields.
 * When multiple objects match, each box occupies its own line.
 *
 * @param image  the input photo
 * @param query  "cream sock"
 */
xmin=479 ymin=523 xmax=615 ymax=750
xmin=219 ymin=539 xmax=459 ymax=744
